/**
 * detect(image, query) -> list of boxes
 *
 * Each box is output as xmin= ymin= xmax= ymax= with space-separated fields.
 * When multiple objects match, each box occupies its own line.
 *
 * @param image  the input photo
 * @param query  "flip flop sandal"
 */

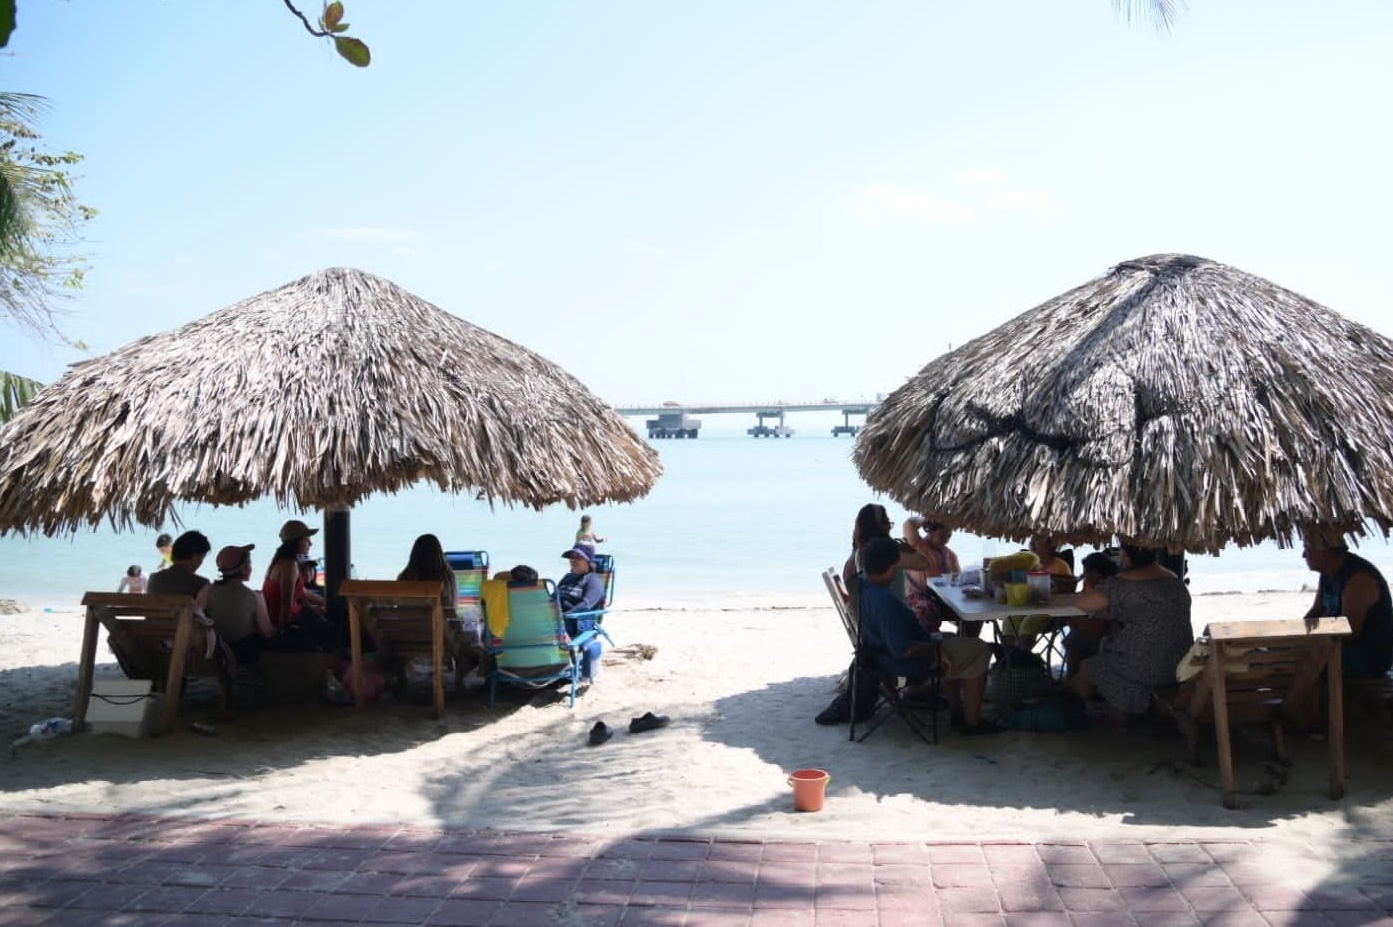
xmin=628 ymin=712 xmax=670 ymax=734
xmin=588 ymin=721 xmax=613 ymax=745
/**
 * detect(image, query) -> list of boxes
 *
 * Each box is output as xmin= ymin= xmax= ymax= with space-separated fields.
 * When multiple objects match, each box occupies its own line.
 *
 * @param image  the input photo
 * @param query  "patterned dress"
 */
xmin=1086 ymin=574 xmax=1193 ymax=714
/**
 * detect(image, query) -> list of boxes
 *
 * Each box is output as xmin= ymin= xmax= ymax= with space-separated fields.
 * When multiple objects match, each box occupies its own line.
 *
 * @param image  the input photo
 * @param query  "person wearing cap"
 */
xmin=262 ymin=519 xmax=322 ymax=633
xmin=147 ymin=530 xmax=213 ymax=597
xmin=298 ymin=555 xmax=326 ymax=604
xmin=558 ymin=547 xmax=607 ymax=680
xmin=197 ymin=544 xmax=276 ymax=666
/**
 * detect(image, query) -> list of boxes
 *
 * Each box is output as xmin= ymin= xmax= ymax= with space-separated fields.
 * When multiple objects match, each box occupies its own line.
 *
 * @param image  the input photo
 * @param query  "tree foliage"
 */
xmin=0 ymin=92 xmax=96 ymax=338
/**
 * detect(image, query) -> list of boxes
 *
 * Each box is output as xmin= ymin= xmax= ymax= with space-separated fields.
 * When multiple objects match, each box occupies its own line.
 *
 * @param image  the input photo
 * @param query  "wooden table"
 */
xmin=1184 ymin=617 xmax=1351 ymax=809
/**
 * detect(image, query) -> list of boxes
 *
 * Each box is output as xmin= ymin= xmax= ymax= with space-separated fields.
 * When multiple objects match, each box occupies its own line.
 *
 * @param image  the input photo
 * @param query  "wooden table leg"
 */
xmin=164 ymin=607 xmax=193 ymax=734
xmin=1210 ymin=640 xmax=1238 ymax=809
xmin=348 ymin=601 xmax=364 ymax=709
xmin=1327 ymin=640 xmax=1346 ymax=800
xmin=71 ymin=608 xmax=101 ymax=732
xmin=432 ymin=604 xmax=445 ymax=719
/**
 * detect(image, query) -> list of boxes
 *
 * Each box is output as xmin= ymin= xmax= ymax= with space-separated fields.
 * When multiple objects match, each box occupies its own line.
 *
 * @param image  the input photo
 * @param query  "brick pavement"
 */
xmin=1 ymin=813 xmax=1391 ymax=925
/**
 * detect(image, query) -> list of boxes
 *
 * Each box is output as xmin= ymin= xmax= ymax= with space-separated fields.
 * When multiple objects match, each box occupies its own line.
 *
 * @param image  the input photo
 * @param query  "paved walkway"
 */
xmin=1 ymin=813 xmax=1391 ymax=926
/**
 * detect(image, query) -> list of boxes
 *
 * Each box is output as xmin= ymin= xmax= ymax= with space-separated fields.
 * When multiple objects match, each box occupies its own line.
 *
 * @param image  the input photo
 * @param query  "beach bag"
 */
xmin=1005 ymin=691 xmax=1088 ymax=733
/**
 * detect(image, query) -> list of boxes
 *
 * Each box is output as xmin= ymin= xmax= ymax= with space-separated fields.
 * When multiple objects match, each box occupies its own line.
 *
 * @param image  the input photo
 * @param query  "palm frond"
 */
xmin=0 ymin=369 xmax=42 ymax=423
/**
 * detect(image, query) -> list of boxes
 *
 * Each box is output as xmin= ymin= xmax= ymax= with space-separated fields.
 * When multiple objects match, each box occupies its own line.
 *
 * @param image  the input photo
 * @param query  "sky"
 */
xmin=3 ymin=1 xmax=1393 ymax=407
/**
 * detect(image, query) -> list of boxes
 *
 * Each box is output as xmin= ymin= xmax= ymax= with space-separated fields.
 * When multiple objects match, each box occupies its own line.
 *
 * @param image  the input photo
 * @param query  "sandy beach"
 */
xmin=1 ymin=591 xmax=1390 ymax=850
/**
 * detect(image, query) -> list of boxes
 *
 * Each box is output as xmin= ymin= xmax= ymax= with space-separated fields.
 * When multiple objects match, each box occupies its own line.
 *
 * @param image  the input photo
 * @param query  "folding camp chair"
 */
xmin=486 ymin=578 xmax=598 ymax=708
xmin=822 ymin=568 xmax=938 ymax=744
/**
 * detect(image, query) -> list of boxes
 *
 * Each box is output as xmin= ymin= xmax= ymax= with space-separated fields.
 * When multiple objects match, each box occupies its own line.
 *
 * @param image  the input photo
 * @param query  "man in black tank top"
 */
xmin=1302 ymin=535 xmax=1393 ymax=678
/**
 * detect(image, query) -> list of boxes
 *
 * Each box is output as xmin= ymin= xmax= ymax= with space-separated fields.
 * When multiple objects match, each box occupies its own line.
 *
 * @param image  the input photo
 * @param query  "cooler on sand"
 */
xmin=85 ymin=679 xmax=162 ymax=738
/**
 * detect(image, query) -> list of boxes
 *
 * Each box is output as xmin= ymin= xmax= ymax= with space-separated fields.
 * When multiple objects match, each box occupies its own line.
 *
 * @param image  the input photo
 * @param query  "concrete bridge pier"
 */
xmin=832 ymin=406 xmax=871 ymax=437
xmin=748 ymin=410 xmax=793 ymax=438
xmin=646 ymin=411 xmax=701 ymax=439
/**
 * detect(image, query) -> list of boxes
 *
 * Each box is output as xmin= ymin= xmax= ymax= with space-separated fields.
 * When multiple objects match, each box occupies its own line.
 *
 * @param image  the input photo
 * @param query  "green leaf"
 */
xmin=0 ymin=0 xmax=15 ymax=49
xmin=333 ymin=35 xmax=371 ymax=67
xmin=323 ymin=1 xmax=344 ymax=30
xmin=331 ymin=22 xmax=350 ymax=33
xmin=1 ymin=370 xmax=44 ymax=423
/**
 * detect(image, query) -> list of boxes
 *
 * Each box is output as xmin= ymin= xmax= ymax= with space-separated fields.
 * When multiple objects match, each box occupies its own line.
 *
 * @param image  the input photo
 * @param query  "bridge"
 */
xmin=613 ymin=398 xmax=883 ymax=439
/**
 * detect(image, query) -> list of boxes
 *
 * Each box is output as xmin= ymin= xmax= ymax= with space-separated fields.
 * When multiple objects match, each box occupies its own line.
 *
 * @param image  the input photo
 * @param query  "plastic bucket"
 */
xmin=787 ymin=768 xmax=831 ymax=812
xmin=1005 ymin=582 xmax=1031 ymax=607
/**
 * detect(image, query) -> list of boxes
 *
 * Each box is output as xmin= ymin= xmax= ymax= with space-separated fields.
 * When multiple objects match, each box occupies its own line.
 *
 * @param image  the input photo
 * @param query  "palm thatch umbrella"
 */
xmin=0 ymin=267 xmax=663 ymax=601
xmin=854 ymin=253 xmax=1393 ymax=555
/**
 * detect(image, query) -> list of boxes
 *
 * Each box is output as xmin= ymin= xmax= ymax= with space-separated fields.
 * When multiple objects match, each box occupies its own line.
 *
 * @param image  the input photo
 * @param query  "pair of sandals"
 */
xmin=589 ymin=712 xmax=669 ymax=745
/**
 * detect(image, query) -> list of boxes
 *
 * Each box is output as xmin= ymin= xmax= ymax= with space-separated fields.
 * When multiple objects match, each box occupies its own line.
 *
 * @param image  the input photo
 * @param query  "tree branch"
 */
xmin=282 ymin=0 xmax=329 ymax=38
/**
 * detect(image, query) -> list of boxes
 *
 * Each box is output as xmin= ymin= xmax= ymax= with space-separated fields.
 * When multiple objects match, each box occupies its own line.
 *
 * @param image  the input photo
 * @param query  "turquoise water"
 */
xmin=1 ymin=426 xmax=1388 ymax=610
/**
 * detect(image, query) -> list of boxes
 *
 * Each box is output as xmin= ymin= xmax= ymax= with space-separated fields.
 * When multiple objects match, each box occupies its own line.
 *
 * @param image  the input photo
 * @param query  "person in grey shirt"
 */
xmin=146 ymin=530 xmax=212 ymax=599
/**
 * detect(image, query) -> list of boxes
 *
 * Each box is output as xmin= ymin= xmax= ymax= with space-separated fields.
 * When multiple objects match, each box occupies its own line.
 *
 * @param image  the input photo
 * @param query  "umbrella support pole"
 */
xmin=324 ymin=506 xmax=351 ymax=630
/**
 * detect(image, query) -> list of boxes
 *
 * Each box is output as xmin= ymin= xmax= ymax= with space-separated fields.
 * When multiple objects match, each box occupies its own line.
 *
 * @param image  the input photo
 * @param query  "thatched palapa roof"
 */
xmin=0 ymin=267 xmax=663 ymax=535
xmin=854 ymin=253 xmax=1393 ymax=554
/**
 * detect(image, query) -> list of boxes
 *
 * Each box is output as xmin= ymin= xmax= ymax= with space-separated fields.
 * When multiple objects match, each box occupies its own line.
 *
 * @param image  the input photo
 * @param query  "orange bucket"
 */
xmin=787 ymin=768 xmax=831 ymax=812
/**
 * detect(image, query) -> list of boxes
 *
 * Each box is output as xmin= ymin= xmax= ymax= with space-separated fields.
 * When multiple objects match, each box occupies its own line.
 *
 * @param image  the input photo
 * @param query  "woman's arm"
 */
xmin=902 ymin=517 xmax=927 ymax=552
xmin=576 ymin=573 xmax=607 ymax=612
xmin=277 ymin=563 xmax=296 ymax=626
xmin=253 ymin=591 xmax=276 ymax=638
xmin=1073 ymin=587 xmax=1110 ymax=615
xmin=899 ymin=548 xmax=933 ymax=573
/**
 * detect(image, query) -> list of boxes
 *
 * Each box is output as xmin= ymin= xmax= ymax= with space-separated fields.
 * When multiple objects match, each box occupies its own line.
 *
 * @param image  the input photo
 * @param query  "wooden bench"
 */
xmin=74 ymin=592 xmax=230 ymax=735
xmin=1182 ymin=617 xmax=1351 ymax=808
xmin=339 ymin=580 xmax=453 ymax=718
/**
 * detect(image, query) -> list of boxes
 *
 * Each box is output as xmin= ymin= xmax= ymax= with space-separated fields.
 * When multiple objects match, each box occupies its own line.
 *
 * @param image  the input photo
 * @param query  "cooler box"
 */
xmin=86 ymin=679 xmax=162 ymax=738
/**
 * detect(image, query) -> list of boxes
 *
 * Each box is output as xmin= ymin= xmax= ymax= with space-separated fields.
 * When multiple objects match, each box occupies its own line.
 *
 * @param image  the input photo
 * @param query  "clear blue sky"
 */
xmin=4 ymin=1 xmax=1392 ymax=405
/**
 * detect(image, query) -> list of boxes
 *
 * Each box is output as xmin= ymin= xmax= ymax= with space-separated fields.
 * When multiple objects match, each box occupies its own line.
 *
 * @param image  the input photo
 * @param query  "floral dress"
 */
xmin=1086 ymin=574 xmax=1193 ymax=714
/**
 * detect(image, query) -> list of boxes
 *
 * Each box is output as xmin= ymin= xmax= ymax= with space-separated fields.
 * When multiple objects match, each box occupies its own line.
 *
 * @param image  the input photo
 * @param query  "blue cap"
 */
xmin=561 ymin=547 xmax=595 ymax=565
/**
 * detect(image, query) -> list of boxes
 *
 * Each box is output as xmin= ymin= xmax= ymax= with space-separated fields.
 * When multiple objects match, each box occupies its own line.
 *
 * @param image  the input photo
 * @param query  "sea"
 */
xmin=1 ymin=418 xmax=1388 ymax=612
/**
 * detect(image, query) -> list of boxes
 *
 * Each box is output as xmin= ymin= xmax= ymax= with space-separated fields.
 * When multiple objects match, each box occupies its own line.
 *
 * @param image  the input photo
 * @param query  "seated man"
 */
xmin=146 ymin=530 xmax=212 ymax=598
xmin=858 ymin=535 xmax=1004 ymax=736
xmin=1301 ymin=534 xmax=1393 ymax=679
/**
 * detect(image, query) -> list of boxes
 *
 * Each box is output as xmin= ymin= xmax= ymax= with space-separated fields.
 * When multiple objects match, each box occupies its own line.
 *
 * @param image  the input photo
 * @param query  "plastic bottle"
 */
xmin=11 ymin=717 xmax=72 ymax=751
xmin=29 ymin=718 xmax=71 ymax=739
xmin=323 ymin=668 xmax=349 ymax=704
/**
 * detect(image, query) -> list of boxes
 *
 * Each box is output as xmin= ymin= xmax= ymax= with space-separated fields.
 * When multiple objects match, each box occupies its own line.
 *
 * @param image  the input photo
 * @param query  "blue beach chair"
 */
xmin=486 ymin=578 xmax=599 ymax=708
xmin=564 ymin=554 xmax=616 ymax=681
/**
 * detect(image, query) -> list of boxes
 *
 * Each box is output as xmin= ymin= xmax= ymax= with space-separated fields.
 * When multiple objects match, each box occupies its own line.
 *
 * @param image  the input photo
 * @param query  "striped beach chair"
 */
xmin=445 ymin=550 xmax=490 ymax=628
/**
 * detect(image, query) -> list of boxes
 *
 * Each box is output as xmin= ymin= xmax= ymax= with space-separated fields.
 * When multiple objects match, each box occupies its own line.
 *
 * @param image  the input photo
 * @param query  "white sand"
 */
xmin=1 ymin=592 xmax=1390 ymax=847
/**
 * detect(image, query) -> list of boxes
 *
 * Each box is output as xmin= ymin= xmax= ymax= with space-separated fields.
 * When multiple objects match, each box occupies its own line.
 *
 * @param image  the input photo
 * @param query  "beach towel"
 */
xmin=481 ymin=578 xmax=511 ymax=639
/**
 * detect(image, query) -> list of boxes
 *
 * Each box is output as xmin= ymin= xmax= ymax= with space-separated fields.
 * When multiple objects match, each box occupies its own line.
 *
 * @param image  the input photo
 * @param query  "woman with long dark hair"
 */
xmin=398 ymin=533 xmax=458 ymax=618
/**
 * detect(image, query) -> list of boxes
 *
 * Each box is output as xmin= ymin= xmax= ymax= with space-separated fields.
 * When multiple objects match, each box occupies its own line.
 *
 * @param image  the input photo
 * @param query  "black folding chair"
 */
xmin=845 ymin=572 xmax=940 ymax=745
